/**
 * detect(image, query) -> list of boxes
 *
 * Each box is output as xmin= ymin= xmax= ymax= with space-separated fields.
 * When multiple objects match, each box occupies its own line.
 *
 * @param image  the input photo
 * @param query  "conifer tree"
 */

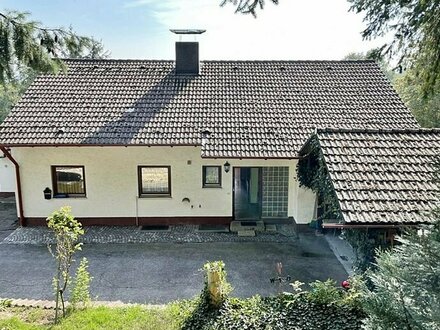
xmin=362 ymin=160 xmax=440 ymax=329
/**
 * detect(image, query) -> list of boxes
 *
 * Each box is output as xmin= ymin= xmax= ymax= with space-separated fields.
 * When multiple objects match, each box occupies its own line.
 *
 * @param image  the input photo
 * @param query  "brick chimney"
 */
xmin=170 ymin=29 xmax=206 ymax=75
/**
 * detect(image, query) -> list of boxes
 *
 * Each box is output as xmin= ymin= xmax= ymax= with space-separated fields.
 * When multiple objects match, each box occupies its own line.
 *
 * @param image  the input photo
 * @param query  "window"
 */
xmin=202 ymin=166 xmax=221 ymax=188
xmin=138 ymin=166 xmax=171 ymax=197
xmin=52 ymin=166 xmax=86 ymax=197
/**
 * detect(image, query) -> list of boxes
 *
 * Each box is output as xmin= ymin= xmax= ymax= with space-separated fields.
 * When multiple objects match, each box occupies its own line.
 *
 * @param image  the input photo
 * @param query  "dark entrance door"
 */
xmin=233 ymin=167 xmax=262 ymax=220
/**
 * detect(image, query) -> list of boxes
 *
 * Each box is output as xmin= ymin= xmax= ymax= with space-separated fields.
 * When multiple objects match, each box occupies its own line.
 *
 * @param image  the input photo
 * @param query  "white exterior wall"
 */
xmin=12 ymin=146 xmax=316 ymax=224
xmin=0 ymin=157 xmax=16 ymax=193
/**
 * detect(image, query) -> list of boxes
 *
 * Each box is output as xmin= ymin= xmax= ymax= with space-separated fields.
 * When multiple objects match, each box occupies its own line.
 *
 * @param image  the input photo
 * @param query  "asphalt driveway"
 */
xmin=0 ymin=197 xmax=17 ymax=241
xmin=0 ymin=235 xmax=347 ymax=304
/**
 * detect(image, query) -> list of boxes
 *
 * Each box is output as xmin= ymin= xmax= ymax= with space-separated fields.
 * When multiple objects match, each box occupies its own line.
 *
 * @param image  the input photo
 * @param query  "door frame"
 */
xmin=232 ymin=166 xmax=263 ymax=220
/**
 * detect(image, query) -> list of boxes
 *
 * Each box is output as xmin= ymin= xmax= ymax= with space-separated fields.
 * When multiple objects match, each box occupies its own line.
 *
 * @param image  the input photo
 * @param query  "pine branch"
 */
xmin=220 ymin=0 xmax=279 ymax=17
xmin=0 ymin=10 xmax=108 ymax=85
xmin=0 ymin=11 xmax=65 ymax=34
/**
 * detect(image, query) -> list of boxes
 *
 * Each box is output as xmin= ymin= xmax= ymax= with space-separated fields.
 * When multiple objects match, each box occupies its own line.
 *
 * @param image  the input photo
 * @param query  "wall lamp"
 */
xmin=224 ymin=161 xmax=231 ymax=173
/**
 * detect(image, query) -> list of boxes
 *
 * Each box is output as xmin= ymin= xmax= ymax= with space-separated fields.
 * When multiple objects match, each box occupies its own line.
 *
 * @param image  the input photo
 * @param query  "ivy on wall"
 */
xmin=296 ymin=135 xmax=343 ymax=222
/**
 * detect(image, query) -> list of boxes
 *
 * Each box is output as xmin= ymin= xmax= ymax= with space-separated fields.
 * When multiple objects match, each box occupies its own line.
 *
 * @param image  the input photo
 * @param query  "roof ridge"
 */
xmin=316 ymin=127 xmax=440 ymax=134
xmin=62 ymin=58 xmax=376 ymax=64
xmin=62 ymin=58 xmax=174 ymax=62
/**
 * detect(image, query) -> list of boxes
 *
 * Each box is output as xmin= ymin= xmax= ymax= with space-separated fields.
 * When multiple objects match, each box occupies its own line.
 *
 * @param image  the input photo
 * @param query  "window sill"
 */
xmin=202 ymin=186 xmax=222 ymax=189
xmin=138 ymin=195 xmax=172 ymax=198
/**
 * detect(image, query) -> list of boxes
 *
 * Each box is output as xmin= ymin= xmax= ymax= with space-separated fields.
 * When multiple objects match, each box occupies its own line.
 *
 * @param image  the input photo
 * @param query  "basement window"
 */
xmin=202 ymin=166 xmax=221 ymax=188
xmin=52 ymin=166 xmax=86 ymax=198
xmin=138 ymin=166 xmax=171 ymax=197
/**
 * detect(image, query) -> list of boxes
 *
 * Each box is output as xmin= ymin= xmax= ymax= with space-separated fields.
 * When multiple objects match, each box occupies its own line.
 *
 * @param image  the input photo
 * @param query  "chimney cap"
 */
xmin=170 ymin=29 xmax=206 ymax=35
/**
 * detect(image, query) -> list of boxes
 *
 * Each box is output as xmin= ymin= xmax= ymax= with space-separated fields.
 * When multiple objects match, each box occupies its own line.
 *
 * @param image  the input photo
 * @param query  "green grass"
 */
xmin=0 ymin=305 xmax=181 ymax=330
xmin=55 ymin=306 xmax=180 ymax=330
xmin=0 ymin=317 xmax=45 ymax=330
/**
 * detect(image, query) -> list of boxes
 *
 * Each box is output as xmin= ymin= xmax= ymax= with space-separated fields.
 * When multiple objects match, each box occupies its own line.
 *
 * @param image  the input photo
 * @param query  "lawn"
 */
xmin=0 ymin=305 xmax=181 ymax=330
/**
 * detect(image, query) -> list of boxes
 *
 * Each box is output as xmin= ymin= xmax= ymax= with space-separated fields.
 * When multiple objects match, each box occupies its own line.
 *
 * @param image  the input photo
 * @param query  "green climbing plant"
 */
xmin=296 ymin=135 xmax=342 ymax=222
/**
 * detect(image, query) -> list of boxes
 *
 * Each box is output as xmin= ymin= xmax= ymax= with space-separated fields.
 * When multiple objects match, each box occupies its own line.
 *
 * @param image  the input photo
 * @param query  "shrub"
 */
xmin=177 ymin=294 xmax=365 ymax=330
xmin=69 ymin=257 xmax=92 ymax=310
xmin=307 ymin=279 xmax=342 ymax=305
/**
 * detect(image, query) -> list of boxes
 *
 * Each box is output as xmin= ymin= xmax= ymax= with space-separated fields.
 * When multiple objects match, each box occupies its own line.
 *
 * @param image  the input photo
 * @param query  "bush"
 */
xmin=69 ymin=257 xmax=92 ymax=310
xmin=177 ymin=270 xmax=365 ymax=330
xmin=307 ymin=279 xmax=341 ymax=305
xmin=177 ymin=294 xmax=365 ymax=330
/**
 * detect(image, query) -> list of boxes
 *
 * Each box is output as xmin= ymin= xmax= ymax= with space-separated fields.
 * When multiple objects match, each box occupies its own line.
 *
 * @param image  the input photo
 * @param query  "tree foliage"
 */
xmin=394 ymin=68 xmax=440 ymax=128
xmin=348 ymin=0 xmax=440 ymax=96
xmin=361 ymin=224 xmax=440 ymax=329
xmin=220 ymin=0 xmax=278 ymax=17
xmin=0 ymin=67 xmax=35 ymax=122
xmin=0 ymin=10 xmax=108 ymax=84
xmin=361 ymin=161 xmax=440 ymax=329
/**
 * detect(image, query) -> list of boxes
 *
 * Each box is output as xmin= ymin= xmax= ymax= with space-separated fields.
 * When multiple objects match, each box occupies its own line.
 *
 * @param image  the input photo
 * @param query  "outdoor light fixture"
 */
xmin=224 ymin=161 xmax=231 ymax=173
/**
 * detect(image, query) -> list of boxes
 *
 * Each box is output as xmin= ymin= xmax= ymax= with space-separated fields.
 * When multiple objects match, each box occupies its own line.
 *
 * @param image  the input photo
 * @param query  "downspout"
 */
xmin=0 ymin=146 xmax=25 ymax=226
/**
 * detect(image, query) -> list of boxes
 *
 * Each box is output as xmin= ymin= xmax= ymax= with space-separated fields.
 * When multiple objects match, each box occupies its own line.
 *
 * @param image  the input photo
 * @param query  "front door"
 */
xmin=233 ymin=167 xmax=262 ymax=220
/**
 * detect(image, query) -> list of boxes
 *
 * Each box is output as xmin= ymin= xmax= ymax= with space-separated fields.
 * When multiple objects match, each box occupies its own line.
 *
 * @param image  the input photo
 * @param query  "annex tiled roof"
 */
xmin=0 ymin=59 xmax=420 ymax=158
xmin=314 ymin=128 xmax=440 ymax=224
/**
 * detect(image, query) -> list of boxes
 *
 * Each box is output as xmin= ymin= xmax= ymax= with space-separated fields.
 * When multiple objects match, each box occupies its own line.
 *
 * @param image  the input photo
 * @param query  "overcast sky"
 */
xmin=2 ymin=0 xmax=387 ymax=60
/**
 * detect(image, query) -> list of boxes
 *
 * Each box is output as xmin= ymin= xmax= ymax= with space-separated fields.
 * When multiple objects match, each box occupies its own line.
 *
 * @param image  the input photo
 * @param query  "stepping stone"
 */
xmin=238 ymin=230 xmax=256 ymax=237
xmin=230 ymin=221 xmax=264 ymax=232
xmin=265 ymin=224 xmax=277 ymax=232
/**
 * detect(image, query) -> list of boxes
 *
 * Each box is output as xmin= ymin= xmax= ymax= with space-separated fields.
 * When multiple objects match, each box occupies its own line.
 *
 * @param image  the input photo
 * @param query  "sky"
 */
xmin=1 ymin=0 xmax=387 ymax=60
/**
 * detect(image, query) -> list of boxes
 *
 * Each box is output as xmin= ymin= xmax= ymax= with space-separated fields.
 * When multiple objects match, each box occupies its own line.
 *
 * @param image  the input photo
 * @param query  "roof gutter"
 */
xmin=0 ymin=146 xmax=24 ymax=226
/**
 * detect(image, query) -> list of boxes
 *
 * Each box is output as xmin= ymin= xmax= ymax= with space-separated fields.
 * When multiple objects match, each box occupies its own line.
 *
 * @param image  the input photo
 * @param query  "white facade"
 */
xmin=12 ymin=146 xmax=316 ymax=224
xmin=0 ymin=157 xmax=15 ymax=193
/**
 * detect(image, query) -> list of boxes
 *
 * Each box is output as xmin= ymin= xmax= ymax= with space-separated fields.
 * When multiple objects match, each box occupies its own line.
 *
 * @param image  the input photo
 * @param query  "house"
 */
xmin=0 ymin=35 xmax=424 ymax=228
xmin=299 ymin=128 xmax=440 ymax=229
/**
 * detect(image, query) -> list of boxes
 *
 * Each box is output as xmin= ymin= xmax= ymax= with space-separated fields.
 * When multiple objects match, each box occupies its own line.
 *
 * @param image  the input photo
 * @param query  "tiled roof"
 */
xmin=314 ymin=128 xmax=440 ymax=224
xmin=0 ymin=59 xmax=419 ymax=158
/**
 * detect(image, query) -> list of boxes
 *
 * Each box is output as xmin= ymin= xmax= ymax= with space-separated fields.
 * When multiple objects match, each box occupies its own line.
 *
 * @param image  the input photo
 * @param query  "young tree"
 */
xmin=47 ymin=206 xmax=84 ymax=323
xmin=348 ymin=0 xmax=440 ymax=96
